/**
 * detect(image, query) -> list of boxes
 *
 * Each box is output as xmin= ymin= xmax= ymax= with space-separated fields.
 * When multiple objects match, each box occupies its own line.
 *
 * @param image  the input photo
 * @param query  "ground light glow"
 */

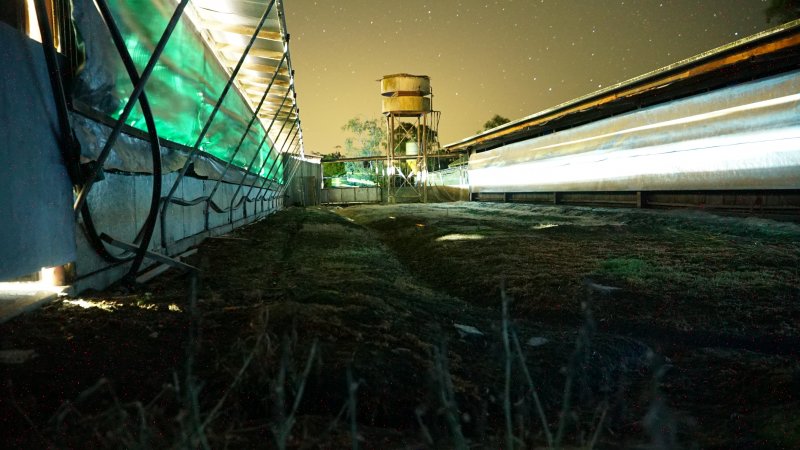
xmin=0 ymin=282 xmax=67 ymax=295
xmin=0 ymin=266 xmax=69 ymax=296
xmin=63 ymin=299 xmax=118 ymax=311
xmin=435 ymin=234 xmax=485 ymax=242
xmin=62 ymin=298 xmax=184 ymax=313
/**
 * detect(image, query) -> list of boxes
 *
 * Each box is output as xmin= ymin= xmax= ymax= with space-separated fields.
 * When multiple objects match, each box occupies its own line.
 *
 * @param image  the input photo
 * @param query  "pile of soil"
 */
xmin=1 ymin=203 xmax=798 ymax=448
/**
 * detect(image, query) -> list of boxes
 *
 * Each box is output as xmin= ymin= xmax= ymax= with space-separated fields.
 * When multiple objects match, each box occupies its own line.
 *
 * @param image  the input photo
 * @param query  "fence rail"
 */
xmin=321 ymin=187 xmax=382 ymax=204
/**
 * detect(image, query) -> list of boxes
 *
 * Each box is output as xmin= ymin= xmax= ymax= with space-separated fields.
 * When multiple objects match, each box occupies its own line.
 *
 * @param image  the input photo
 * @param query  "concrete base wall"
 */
xmin=74 ymin=172 xmax=281 ymax=292
xmin=321 ymin=187 xmax=381 ymax=204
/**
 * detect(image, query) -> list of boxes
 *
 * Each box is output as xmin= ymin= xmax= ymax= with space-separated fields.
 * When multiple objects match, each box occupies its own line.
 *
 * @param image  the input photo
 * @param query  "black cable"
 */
xmin=32 ymin=0 xmax=119 ymax=264
xmin=201 ymin=54 xmax=288 ymax=208
xmin=32 ymin=0 xmax=81 ymax=186
xmin=160 ymin=0 xmax=277 ymax=249
xmin=93 ymin=0 xmax=163 ymax=281
xmin=35 ymin=0 xmax=164 ymax=284
xmin=225 ymin=93 xmax=295 ymax=223
xmin=73 ymin=0 xmax=188 ymax=215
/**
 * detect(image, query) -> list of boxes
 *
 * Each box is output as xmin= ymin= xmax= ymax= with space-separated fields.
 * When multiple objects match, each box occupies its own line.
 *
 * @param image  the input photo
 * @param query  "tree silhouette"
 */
xmin=341 ymin=117 xmax=386 ymax=157
xmin=337 ymin=117 xmax=387 ymax=185
xmin=321 ymin=152 xmax=345 ymax=181
xmin=481 ymin=114 xmax=511 ymax=132
xmin=765 ymin=0 xmax=800 ymax=23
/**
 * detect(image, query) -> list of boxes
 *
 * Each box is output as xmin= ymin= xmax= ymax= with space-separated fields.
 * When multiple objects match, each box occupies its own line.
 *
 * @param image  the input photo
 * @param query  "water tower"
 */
xmin=381 ymin=74 xmax=440 ymax=203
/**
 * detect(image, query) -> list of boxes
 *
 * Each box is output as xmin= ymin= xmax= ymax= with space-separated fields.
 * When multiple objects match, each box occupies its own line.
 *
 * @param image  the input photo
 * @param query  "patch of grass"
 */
xmin=757 ymin=406 xmax=800 ymax=446
xmin=7 ymin=203 xmax=799 ymax=448
xmin=594 ymin=257 xmax=699 ymax=291
xmin=599 ymin=258 xmax=652 ymax=280
xmin=708 ymin=271 xmax=778 ymax=289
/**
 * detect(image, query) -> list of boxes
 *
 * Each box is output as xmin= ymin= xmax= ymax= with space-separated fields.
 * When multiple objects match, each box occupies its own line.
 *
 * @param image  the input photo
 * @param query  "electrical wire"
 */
xmin=159 ymin=0 xmax=278 ymax=249
xmin=34 ymin=0 xmax=165 ymax=283
xmin=32 ymin=0 xmax=81 ymax=186
xmin=92 ymin=0 xmax=163 ymax=280
xmin=35 ymin=0 xmax=304 ymax=284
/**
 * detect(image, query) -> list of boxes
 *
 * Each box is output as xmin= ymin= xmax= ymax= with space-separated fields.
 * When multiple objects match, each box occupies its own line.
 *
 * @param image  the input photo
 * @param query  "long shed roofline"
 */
xmin=444 ymin=19 xmax=800 ymax=154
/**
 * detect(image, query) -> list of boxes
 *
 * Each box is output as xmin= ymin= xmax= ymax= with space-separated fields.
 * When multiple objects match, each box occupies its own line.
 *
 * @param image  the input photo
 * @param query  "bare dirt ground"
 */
xmin=1 ymin=202 xmax=799 ymax=449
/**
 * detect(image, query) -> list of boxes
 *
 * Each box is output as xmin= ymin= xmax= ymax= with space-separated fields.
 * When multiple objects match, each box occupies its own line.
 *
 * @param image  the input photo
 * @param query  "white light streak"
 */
xmin=470 ymin=129 xmax=800 ymax=191
xmin=435 ymin=234 xmax=485 ymax=242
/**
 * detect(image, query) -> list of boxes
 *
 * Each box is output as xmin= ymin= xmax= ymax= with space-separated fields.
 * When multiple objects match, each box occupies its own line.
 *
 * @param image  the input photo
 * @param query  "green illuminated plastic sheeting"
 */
xmin=105 ymin=0 xmax=282 ymax=181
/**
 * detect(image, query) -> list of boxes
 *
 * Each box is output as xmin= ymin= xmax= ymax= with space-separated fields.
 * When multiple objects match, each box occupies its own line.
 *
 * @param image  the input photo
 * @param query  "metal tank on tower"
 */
xmin=381 ymin=74 xmax=441 ymax=203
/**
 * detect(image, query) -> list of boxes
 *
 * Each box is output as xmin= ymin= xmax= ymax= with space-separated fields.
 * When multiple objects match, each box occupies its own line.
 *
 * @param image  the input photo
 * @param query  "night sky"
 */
xmin=284 ymin=0 xmax=778 ymax=155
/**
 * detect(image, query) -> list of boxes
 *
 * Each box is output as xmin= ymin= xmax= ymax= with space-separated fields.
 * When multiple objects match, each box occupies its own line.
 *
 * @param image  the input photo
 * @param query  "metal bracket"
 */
xmin=100 ymin=233 xmax=198 ymax=273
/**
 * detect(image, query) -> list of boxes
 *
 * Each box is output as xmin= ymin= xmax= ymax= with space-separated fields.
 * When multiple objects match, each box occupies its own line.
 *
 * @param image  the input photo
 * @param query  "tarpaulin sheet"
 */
xmin=0 ymin=23 xmax=76 ymax=281
xmin=71 ymin=113 xmax=265 ymax=185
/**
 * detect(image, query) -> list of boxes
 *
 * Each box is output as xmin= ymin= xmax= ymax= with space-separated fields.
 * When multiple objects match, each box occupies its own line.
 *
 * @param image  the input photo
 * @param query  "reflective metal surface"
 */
xmin=469 ymin=70 xmax=800 ymax=193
